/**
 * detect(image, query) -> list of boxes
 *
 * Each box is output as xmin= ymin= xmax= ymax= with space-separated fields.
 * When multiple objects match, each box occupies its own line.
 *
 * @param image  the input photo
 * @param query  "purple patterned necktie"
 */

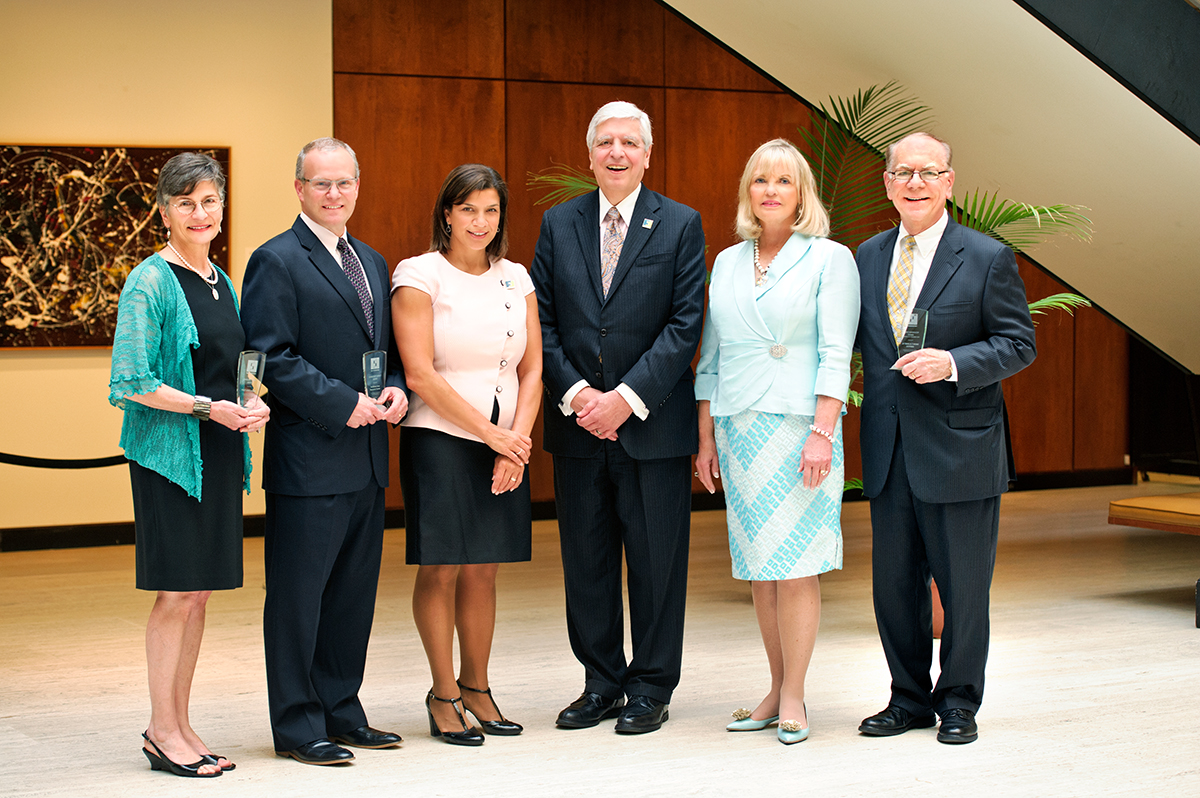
xmin=601 ymin=206 xmax=624 ymax=297
xmin=337 ymin=237 xmax=375 ymax=340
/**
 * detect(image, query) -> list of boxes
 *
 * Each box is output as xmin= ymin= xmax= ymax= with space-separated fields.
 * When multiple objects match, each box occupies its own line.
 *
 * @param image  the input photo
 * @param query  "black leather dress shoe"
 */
xmin=332 ymin=725 xmax=402 ymax=749
xmin=936 ymin=708 xmax=978 ymax=744
xmin=276 ymin=739 xmax=355 ymax=765
xmin=858 ymin=704 xmax=937 ymax=736
xmin=614 ymin=695 xmax=669 ymax=734
xmin=556 ymin=692 xmax=624 ymax=729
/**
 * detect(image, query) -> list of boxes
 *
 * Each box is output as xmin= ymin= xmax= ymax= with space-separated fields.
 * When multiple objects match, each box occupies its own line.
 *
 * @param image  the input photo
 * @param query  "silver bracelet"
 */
xmin=191 ymin=395 xmax=212 ymax=421
xmin=808 ymin=424 xmax=833 ymax=443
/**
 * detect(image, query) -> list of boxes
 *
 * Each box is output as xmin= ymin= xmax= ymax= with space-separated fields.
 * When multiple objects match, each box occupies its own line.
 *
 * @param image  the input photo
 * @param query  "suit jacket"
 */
xmin=241 ymin=216 xmax=404 ymax=497
xmin=696 ymin=233 xmax=860 ymax=418
xmin=856 ymin=218 xmax=1036 ymax=504
xmin=531 ymin=188 xmax=706 ymax=460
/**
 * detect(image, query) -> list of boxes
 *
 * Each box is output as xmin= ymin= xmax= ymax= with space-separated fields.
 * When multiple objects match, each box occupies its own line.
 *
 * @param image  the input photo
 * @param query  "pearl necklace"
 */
xmin=167 ymin=241 xmax=219 ymax=300
xmin=753 ymin=239 xmax=772 ymax=286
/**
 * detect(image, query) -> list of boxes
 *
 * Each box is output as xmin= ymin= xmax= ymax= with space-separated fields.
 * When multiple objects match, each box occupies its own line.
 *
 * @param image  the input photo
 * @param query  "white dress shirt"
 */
xmin=299 ymin=212 xmax=373 ymax=301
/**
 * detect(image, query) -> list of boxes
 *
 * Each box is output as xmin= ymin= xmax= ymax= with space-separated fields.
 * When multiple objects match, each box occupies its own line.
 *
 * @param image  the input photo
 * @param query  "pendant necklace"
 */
xmin=167 ymin=241 xmax=219 ymax=300
xmin=753 ymin=239 xmax=771 ymax=286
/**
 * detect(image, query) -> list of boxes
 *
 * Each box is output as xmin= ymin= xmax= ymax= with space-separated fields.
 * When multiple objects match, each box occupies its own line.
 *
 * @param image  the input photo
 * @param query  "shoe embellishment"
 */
xmin=731 ymin=708 xmax=752 ymax=721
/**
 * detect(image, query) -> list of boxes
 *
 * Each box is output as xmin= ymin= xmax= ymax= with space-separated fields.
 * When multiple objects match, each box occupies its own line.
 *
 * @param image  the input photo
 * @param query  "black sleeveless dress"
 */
xmin=129 ymin=264 xmax=245 ymax=591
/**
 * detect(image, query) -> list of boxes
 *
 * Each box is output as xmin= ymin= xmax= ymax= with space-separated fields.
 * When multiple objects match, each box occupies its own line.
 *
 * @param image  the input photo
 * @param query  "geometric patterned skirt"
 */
xmin=713 ymin=410 xmax=844 ymax=581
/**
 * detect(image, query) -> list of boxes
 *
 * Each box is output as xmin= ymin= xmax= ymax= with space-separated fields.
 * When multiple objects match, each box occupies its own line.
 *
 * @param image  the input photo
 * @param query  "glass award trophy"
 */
xmin=236 ymin=350 xmax=267 ymax=406
xmin=891 ymin=309 xmax=928 ymax=369
xmin=363 ymin=350 xmax=386 ymax=402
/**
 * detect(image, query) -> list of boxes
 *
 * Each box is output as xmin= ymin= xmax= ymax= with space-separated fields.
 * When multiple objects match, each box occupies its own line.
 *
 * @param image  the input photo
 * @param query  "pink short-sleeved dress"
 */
xmin=391 ymin=252 xmax=535 ymax=565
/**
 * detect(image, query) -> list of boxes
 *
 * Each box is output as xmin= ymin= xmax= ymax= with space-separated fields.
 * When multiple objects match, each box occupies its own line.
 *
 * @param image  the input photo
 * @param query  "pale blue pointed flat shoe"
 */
xmin=726 ymin=708 xmax=779 ymax=732
xmin=777 ymin=719 xmax=810 ymax=745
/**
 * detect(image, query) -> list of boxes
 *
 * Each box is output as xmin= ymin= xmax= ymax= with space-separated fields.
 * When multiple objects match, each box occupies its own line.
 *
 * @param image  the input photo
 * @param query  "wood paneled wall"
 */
xmin=332 ymin=0 xmax=1129 ymax=509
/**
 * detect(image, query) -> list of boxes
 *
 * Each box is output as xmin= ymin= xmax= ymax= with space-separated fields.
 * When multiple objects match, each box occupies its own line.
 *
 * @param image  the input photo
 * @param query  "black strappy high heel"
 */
xmin=457 ymin=680 xmax=523 ymax=735
xmin=425 ymin=691 xmax=484 ymax=746
xmin=142 ymin=732 xmax=222 ymax=778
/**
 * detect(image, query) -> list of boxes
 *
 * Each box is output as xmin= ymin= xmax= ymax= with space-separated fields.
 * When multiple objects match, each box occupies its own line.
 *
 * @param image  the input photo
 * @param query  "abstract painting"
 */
xmin=0 ymin=145 xmax=230 ymax=347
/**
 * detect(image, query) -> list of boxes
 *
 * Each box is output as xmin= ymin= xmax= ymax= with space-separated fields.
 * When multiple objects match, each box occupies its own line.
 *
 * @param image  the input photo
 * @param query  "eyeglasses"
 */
xmin=171 ymin=197 xmax=223 ymax=214
xmin=301 ymin=177 xmax=359 ymax=192
xmin=887 ymin=169 xmax=951 ymax=183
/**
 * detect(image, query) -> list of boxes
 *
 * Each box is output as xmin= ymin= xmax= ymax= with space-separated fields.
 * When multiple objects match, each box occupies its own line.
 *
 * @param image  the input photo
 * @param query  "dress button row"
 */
xmin=496 ymin=385 xmax=503 ymax=393
xmin=500 ymin=359 xmax=507 ymax=367
xmin=506 ymin=330 xmax=514 ymax=337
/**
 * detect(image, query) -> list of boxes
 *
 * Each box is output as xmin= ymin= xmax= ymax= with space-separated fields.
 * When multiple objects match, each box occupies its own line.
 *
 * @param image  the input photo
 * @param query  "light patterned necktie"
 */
xmin=886 ymin=235 xmax=917 ymax=344
xmin=337 ymin=237 xmax=375 ymax=340
xmin=601 ymin=206 xmax=624 ymax=297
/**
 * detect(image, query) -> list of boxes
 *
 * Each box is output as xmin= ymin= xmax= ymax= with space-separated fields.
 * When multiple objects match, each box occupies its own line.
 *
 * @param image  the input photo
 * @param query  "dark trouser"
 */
xmin=869 ymin=437 xmax=1000 ymax=716
xmin=262 ymin=480 xmax=385 ymax=751
xmin=553 ymin=442 xmax=692 ymax=705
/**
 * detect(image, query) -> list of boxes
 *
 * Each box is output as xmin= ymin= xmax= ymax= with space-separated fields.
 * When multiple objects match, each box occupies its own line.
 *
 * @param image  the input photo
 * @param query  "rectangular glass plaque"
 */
xmin=891 ymin=309 xmax=928 ymax=368
xmin=236 ymin=350 xmax=266 ymax=407
xmin=363 ymin=350 xmax=386 ymax=400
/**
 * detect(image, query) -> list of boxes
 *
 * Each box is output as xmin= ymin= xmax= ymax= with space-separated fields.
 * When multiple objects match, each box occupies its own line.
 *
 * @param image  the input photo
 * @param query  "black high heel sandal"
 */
xmin=425 ymin=691 xmax=484 ymax=746
xmin=457 ymin=680 xmax=523 ymax=735
xmin=142 ymin=732 xmax=222 ymax=778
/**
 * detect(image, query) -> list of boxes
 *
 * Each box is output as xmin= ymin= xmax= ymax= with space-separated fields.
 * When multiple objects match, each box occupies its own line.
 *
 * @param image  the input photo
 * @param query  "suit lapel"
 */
xmin=604 ymin=188 xmax=660 ymax=302
xmin=730 ymin=242 xmax=772 ymax=340
xmin=914 ymin=220 xmax=965 ymax=310
xmin=870 ymin=227 xmax=899 ymax=340
xmin=572 ymin=191 xmax=603 ymax=303
xmin=292 ymin=218 xmax=374 ymax=343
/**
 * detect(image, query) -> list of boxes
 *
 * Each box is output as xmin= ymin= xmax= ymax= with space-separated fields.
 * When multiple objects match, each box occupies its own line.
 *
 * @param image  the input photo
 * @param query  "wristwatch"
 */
xmin=191 ymin=395 xmax=212 ymax=421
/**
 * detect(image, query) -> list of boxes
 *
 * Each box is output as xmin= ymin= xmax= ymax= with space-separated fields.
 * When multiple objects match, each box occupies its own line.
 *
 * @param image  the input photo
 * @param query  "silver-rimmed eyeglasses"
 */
xmin=301 ymin=177 xmax=359 ymax=193
xmin=171 ymin=197 xmax=223 ymax=215
xmin=887 ymin=169 xmax=951 ymax=183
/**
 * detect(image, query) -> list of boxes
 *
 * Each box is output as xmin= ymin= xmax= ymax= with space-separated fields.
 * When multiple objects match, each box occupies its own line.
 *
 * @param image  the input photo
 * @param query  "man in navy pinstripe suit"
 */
xmin=531 ymin=101 xmax=706 ymax=734
xmin=855 ymin=133 xmax=1036 ymax=744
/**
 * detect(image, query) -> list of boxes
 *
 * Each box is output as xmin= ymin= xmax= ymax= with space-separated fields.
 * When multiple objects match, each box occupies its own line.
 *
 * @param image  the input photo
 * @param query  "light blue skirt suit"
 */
xmin=696 ymin=233 xmax=860 ymax=580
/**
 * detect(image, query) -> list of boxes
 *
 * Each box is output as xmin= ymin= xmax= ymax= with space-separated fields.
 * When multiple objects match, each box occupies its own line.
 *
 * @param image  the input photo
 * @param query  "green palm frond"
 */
xmin=843 ymin=477 xmax=864 ymax=493
xmin=950 ymin=189 xmax=1092 ymax=253
xmin=796 ymin=82 xmax=934 ymax=247
xmin=1028 ymin=292 xmax=1091 ymax=321
xmin=527 ymin=164 xmax=597 ymax=207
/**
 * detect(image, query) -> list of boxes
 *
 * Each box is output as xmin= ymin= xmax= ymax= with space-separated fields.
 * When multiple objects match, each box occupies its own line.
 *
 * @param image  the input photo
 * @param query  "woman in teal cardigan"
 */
xmin=109 ymin=153 xmax=268 ymax=777
xmin=695 ymin=139 xmax=860 ymax=744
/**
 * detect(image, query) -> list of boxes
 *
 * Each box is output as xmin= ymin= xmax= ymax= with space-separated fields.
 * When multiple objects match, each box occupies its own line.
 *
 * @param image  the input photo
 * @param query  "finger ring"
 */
xmin=694 ymin=472 xmax=700 ymax=477
xmin=510 ymin=477 xmax=517 ymax=482
xmin=820 ymin=469 xmax=829 ymax=475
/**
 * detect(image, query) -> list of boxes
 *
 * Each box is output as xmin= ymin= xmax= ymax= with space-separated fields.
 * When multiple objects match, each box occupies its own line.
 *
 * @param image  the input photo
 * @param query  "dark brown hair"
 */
xmin=430 ymin=164 xmax=509 ymax=260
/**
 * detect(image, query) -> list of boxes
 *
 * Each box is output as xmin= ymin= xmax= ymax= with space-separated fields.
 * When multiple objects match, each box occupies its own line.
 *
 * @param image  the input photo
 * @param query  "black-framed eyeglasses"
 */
xmin=887 ymin=169 xmax=951 ymax=183
xmin=301 ymin=177 xmax=359 ymax=192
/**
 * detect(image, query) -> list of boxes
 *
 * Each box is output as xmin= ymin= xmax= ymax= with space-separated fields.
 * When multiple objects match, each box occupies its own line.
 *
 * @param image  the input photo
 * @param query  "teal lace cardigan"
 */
xmin=108 ymin=253 xmax=252 ymax=500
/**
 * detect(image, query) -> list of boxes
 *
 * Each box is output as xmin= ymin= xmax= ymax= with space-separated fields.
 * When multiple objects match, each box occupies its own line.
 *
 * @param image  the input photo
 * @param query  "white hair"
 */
xmin=586 ymin=101 xmax=653 ymax=151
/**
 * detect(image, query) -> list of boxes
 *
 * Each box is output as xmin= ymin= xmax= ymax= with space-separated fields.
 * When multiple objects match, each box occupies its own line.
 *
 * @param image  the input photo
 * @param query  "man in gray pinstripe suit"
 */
xmin=854 ymin=133 xmax=1036 ymax=745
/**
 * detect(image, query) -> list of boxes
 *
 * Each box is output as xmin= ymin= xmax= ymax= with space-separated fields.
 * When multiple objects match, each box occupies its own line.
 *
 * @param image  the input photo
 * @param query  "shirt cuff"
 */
xmin=616 ymin=383 xmax=649 ymax=421
xmin=559 ymin=380 xmax=589 ymax=416
xmin=946 ymin=352 xmax=959 ymax=382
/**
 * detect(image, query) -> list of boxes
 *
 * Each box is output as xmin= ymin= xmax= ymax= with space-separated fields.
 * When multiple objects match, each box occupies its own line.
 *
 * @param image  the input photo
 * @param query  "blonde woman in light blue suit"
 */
xmin=695 ymin=139 xmax=860 ymax=745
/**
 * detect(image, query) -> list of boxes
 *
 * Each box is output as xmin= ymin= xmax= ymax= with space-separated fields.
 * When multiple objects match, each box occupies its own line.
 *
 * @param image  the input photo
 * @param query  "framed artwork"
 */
xmin=0 ymin=145 xmax=231 ymax=348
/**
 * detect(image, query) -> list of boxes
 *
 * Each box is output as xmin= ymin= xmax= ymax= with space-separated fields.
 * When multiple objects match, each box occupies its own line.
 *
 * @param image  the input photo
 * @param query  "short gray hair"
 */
xmin=586 ymin=101 xmax=653 ymax=152
xmin=885 ymin=132 xmax=952 ymax=171
xmin=295 ymin=137 xmax=360 ymax=180
xmin=156 ymin=152 xmax=225 ymax=209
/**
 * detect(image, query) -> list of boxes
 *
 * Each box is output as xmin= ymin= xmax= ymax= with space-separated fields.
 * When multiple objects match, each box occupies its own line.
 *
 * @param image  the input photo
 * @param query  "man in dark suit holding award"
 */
xmin=855 ymin=133 xmax=1036 ymax=744
xmin=241 ymin=137 xmax=407 ymax=765
xmin=531 ymin=101 xmax=706 ymax=734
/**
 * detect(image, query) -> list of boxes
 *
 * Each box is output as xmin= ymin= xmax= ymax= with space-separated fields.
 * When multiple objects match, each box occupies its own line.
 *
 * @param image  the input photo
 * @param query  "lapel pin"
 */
xmin=642 ymin=218 xmax=654 ymax=229
xmin=500 ymin=278 xmax=514 ymax=289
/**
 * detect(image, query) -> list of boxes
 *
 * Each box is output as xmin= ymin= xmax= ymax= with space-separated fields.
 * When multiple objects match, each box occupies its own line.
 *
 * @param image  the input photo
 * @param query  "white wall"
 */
xmin=0 ymin=0 xmax=332 ymax=527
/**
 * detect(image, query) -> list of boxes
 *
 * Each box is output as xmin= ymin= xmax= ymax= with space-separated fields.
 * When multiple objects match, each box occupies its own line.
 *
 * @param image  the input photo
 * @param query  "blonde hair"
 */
xmin=734 ymin=139 xmax=829 ymax=240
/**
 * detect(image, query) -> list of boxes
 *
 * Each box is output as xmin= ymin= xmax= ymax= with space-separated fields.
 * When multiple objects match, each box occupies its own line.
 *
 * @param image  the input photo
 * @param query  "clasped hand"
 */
xmin=574 ymin=387 xmax=631 ymax=440
xmin=210 ymin=395 xmax=270 ymax=433
xmin=346 ymin=386 xmax=409 ymax=428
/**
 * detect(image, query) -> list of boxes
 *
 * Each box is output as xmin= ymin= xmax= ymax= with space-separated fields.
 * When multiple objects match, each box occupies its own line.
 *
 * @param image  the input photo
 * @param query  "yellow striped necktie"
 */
xmin=886 ymin=235 xmax=917 ymax=343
